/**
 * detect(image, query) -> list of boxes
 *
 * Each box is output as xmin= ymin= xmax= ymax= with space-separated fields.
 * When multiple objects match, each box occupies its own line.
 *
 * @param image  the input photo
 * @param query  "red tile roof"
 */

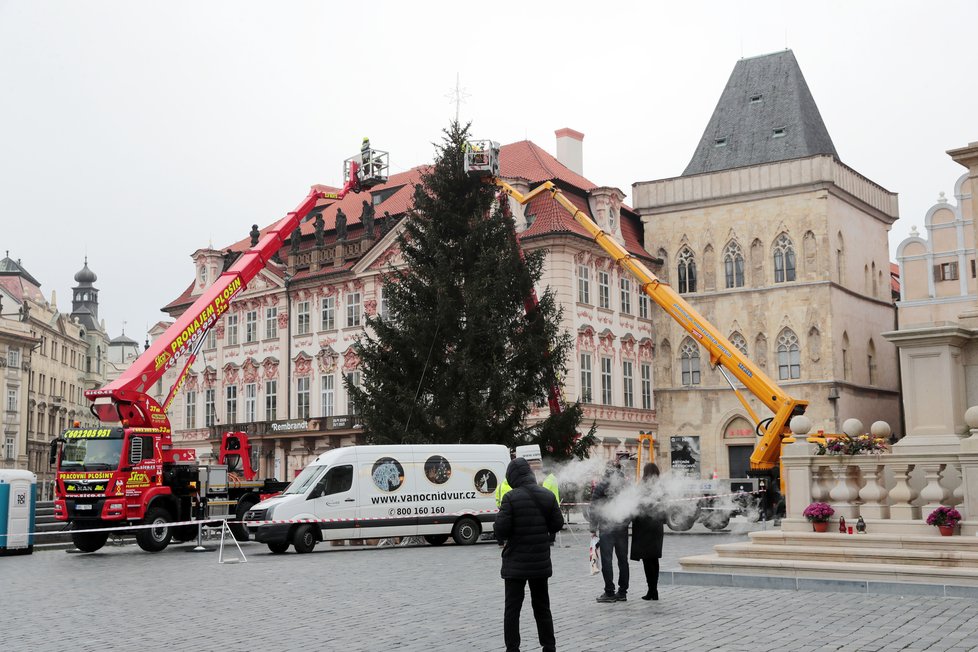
xmin=162 ymin=139 xmax=654 ymax=314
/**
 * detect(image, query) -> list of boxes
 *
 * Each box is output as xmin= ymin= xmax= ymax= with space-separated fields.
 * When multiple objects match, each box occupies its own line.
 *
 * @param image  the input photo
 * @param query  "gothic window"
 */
xmin=777 ymin=329 xmax=801 ymax=380
xmin=677 ymin=247 xmax=697 ymax=294
xmin=729 ymin=332 xmax=748 ymax=356
xmin=773 ymin=234 xmax=796 ymax=283
xmin=836 ymin=231 xmax=845 ymax=285
xmin=842 ymin=332 xmax=851 ymax=381
xmin=680 ymin=338 xmax=701 ymax=386
xmin=723 ymin=241 xmax=745 ymax=288
xmin=867 ymin=339 xmax=877 ymax=385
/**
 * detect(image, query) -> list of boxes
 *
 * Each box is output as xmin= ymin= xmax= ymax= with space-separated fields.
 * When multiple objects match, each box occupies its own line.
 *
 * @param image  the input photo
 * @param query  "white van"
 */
xmin=246 ymin=444 xmax=509 ymax=554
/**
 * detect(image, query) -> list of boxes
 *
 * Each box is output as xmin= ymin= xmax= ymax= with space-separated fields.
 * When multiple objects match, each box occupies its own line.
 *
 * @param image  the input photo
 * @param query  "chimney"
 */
xmin=555 ymin=128 xmax=584 ymax=176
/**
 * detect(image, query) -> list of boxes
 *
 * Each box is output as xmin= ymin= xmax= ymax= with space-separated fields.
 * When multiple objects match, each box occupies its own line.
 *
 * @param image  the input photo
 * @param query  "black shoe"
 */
xmin=596 ymin=592 xmax=617 ymax=603
xmin=615 ymin=592 xmax=627 ymax=602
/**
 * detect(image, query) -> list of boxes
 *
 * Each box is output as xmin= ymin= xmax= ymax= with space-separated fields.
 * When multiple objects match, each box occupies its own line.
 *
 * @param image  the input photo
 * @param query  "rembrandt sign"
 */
xmin=270 ymin=419 xmax=310 ymax=433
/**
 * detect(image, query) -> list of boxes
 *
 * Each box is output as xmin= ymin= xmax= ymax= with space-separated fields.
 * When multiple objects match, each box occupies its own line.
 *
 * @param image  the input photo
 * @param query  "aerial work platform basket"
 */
xmin=463 ymin=140 xmax=500 ymax=177
xmin=344 ymin=148 xmax=390 ymax=190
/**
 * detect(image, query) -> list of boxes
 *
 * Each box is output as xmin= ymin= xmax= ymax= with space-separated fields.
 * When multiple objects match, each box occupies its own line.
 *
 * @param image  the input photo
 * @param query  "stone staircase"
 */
xmin=680 ymin=529 xmax=978 ymax=587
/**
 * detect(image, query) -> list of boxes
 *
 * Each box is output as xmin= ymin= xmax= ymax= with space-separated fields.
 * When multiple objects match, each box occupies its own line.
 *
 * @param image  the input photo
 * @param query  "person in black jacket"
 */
xmin=495 ymin=457 xmax=564 ymax=652
xmin=630 ymin=463 xmax=665 ymax=600
xmin=589 ymin=462 xmax=630 ymax=602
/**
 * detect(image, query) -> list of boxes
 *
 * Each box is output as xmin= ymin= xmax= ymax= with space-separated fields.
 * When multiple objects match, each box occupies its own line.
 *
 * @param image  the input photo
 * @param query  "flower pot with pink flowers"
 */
xmin=926 ymin=506 xmax=962 ymax=536
xmin=803 ymin=502 xmax=835 ymax=532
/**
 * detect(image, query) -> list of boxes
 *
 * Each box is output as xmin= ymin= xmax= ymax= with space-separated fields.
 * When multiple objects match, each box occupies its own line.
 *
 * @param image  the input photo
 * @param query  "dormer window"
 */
xmin=772 ymin=127 xmax=786 ymax=138
xmin=199 ymin=266 xmax=207 ymax=285
xmin=750 ymin=94 xmax=763 ymax=104
xmin=714 ymin=137 xmax=728 ymax=147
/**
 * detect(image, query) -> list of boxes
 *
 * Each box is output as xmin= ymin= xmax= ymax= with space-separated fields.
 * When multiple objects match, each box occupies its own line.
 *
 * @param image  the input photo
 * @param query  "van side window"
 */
xmin=324 ymin=464 xmax=353 ymax=495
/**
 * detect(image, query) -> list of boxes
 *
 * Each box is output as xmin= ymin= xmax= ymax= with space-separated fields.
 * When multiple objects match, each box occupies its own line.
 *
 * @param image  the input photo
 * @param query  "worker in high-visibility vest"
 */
xmin=495 ymin=477 xmax=512 ymax=508
xmin=542 ymin=472 xmax=560 ymax=505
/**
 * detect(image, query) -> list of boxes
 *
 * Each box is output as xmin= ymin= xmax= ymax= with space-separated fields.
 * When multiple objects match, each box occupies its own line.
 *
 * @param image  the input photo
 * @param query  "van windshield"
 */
xmin=282 ymin=465 xmax=327 ymax=495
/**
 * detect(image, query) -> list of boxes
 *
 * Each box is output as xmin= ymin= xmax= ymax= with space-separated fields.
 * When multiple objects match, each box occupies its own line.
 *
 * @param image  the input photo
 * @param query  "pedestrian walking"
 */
xmin=495 ymin=457 xmax=564 ymax=652
xmin=590 ymin=461 xmax=630 ymax=602
xmin=631 ymin=463 xmax=664 ymax=600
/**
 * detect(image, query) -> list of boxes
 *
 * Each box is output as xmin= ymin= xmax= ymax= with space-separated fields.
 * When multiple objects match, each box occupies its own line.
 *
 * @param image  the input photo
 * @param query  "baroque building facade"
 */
xmin=632 ymin=51 xmax=901 ymax=480
xmin=0 ymin=255 xmax=108 ymax=498
xmin=161 ymin=133 xmax=660 ymax=479
xmin=887 ymin=141 xmax=978 ymax=449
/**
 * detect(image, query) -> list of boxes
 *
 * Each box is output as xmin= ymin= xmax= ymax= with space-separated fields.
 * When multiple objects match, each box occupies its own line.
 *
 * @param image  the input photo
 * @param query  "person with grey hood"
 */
xmin=590 ymin=461 xmax=630 ymax=602
xmin=495 ymin=456 xmax=564 ymax=652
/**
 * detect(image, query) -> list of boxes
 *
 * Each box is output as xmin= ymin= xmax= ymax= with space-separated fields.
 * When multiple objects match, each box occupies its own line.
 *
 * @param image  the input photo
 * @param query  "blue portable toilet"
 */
xmin=0 ymin=470 xmax=36 ymax=555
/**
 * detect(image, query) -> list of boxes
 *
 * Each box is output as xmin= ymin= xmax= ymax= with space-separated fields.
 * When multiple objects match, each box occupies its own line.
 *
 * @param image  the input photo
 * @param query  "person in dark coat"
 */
xmin=630 ymin=463 xmax=665 ymax=600
xmin=495 ymin=457 xmax=564 ymax=652
xmin=589 ymin=461 xmax=630 ymax=602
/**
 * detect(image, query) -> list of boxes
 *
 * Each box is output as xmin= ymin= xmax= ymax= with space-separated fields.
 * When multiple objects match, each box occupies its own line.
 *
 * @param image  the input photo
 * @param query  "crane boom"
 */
xmin=465 ymin=142 xmax=807 ymax=472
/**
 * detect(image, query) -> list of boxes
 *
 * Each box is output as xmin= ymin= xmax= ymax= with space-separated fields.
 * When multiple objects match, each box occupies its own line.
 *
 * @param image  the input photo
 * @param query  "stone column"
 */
xmin=958 ymin=406 xmax=978 ymax=535
xmin=780 ymin=415 xmax=818 ymax=532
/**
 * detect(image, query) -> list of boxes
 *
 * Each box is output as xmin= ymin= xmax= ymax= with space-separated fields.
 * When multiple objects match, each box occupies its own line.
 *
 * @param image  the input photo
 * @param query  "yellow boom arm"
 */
xmin=493 ymin=178 xmax=808 ymax=472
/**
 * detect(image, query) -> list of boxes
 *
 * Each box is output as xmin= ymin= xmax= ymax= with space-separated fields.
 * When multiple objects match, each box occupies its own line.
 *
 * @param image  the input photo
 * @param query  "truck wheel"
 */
xmin=71 ymin=529 xmax=109 ymax=553
xmin=666 ymin=507 xmax=698 ymax=532
xmin=292 ymin=525 xmax=317 ymax=554
xmin=424 ymin=534 xmax=449 ymax=546
xmin=267 ymin=541 xmax=290 ymax=554
xmin=136 ymin=507 xmax=174 ymax=552
xmin=701 ymin=510 xmax=731 ymax=531
xmin=451 ymin=517 xmax=480 ymax=545
xmin=229 ymin=499 xmax=258 ymax=542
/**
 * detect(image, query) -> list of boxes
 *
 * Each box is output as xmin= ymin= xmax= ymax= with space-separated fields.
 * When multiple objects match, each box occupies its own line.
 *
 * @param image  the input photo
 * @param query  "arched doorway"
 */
xmin=723 ymin=416 xmax=754 ymax=479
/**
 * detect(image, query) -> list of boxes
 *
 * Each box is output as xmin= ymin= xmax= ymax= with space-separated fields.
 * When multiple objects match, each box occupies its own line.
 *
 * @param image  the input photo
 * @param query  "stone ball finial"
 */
xmin=870 ymin=421 xmax=892 ymax=439
xmin=842 ymin=418 xmax=864 ymax=438
xmin=938 ymin=191 xmax=947 ymax=203
xmin=910 ymin=225 xmax=919 ymax=236
xmin=790 ymin=415 xmax=813 ymax=436
xmin=965 ymin=406 xmax=978 ymax=429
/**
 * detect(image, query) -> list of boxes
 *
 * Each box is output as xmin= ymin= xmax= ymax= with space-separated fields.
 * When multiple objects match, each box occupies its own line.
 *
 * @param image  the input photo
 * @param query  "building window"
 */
xmin=622 ymin=361 xmax=634 ymax=408
xmin=265 ymin=307 xmax=278 ymax=339
xmin=867 ymin=339 xmax=877 ymax=386
xmin=580 ymin=353 xmax=592 ymax=403
xmin=297 ymin=377 xmax=310 ymax=419
xmin=379 ymin=288 xmax=389 ymax=320
xmin=6 ymin=388 xmax=17 ymax=412
xmin=723 ymin=241 xmax=745 ymax=288
xmin=772 ymin=127 xmax=786 ymax=138
xmin=321 ymin=374 xmax=335 ymax=417
xmin=296 ymin=301 xmax=311 ymax=335
xmin=346 ymin=371 xmax=361 ymax=414
xmin=677 ymin=247 xmax=697 ymax=293
xmin=641 ymin=363 xmax=652 ymax=410
xmin=205 ymin=389 xmax=216 ymax=427
xmin=680 ymin=339 xmax=701 ymax=386
xmin=320 ymin=296 xmax=335 ymax=331
xmin=265 ymin=380 xmax=277 ymax=421
xmin=600 ymin=357 xmax=613 ymax=405
xmin=226 ymin=315 xmax=239 ymax=345
xmin=777 ymin=329 xmax=801 ymax=380
xmin=244 ymin=383 xmax=257 ymax=422
xmin=4 ymin=436 xmax=13 ymax=461
xmin=245 ymin=310 xmax=257 ymax=343
xmin=347 ymin=292 xmax=362 ymax=327
xmin=729 ymin=332 xmax=748 ymax=356
xmin=936 ymin=261 xmax=959 ymax=281
xmin=620 ymin=278 xmax=632 ymax=315
xmin=714 ymin=137 xmax=727 ymax=147
xmin=598 ymin=271 xmax=610 ymax=309
xmin=750 ymin=94 xmax=763 ymax=104
xmin=185 ymin=391 xmax=197 ymax=428
xmin=577 ymin=265 xmax=590 ymax=304
xmin=639 ymin=293 xmax=650 ymax=320
xmin=225 ymin=385 xmax=237 ymax=424
xmin=8 ymin=347 xmax=20 ymax=369
xmin=206 ymin=329 xmax=217 ymax=349
xmin=773 ymin=234 xmax=796 ymax=283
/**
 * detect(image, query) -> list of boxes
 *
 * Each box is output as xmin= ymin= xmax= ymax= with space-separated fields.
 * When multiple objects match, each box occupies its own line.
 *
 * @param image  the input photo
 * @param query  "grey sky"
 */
xmin=1 ymin=0 xmax=975 ymax=342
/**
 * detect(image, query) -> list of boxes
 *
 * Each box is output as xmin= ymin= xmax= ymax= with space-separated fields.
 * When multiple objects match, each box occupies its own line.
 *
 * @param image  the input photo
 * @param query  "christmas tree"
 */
xmin=349 ymin=123 xmax=594 ymax=460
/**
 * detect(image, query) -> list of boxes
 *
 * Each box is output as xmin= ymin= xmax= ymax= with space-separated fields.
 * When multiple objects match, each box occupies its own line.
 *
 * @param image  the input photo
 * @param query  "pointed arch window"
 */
xmin=729 ymin=332 xmax=748 ymax=356
xmin=680 ymin=338 xmax=701 ymax=386
xmin=777 ymin=329 xmax=800 ymax=380
xmin=723 ymin=241 xmax=745 ymax=288
xmin=867 ymin=339 xmax=877 ymax=385
xmin=773 ymin=234 xmax=796 ymax=283
xmin=677 ymin=247 xmax=697 ymax=294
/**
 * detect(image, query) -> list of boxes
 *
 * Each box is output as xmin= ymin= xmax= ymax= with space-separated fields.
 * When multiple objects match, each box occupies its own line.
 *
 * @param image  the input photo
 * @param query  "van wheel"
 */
xmin=292 ymin=525 xmax=317 ymax=553
xmin=452 ymin=518 xmax=480 ymax=545
xmin=701 ymin=510 xmax=731 ymax=531
xmin=136 ymin=507 xmax=174 ymax=552
xmin=267 ymin=541 xmax=290 ymax=554
xmin=71 ymin=529 xmax=109 ymax=553
xmin=424 ymin=534 xmax=449 ymax=546
xmin=666 ymin=507 xmax=698 ymax=532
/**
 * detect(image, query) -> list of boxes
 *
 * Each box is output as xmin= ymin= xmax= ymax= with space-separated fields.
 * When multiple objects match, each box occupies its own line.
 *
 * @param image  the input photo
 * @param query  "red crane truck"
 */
xmin=49 ymin=144 xmax=390 ymax=552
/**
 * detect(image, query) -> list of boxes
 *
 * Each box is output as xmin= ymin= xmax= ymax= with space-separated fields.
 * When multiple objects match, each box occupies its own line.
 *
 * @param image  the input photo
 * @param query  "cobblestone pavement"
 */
xmin=2 ymin=523 xmax=977 ymax=652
